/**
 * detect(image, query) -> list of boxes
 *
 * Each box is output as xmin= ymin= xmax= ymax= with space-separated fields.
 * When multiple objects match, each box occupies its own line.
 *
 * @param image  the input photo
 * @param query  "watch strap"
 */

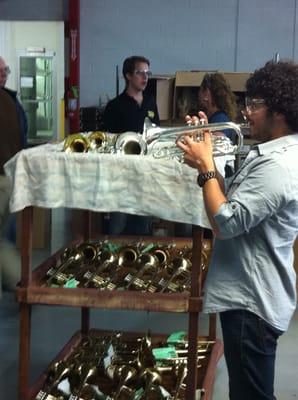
xmin=197 ymin=171 xmax=216 ymax=187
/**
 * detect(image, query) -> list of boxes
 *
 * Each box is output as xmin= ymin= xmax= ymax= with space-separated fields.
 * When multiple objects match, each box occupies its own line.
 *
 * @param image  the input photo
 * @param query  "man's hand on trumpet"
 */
xmin=177 ymin=111 xmax=215 ymax=173
xmin=177 ymin=111 xmax=227 ymax=235
xmin=185 ymin=111 xmax=208 ymax=126
xmin=176 ymin=130 xmax=215 ymax=173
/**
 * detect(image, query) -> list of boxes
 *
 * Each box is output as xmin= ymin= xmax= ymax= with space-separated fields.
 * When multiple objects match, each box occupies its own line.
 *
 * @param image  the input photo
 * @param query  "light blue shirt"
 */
xmin=203 ymin=134 xmax=298 ymax=331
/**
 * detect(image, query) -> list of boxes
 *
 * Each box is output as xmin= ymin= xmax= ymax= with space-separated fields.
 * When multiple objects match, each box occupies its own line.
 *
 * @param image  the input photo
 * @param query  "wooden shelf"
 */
xmin=17 ymin=286 xmax=202 ymax=312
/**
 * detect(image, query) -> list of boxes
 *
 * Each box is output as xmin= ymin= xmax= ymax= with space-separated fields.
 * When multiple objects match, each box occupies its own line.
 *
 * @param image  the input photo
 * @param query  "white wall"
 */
xmin=80 ymin=0 xmax=298 ymax=106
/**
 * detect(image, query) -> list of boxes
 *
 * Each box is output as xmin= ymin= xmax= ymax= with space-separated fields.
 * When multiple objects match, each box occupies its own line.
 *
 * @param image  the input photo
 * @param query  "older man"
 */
xmin=0 ymin=56 xmax=27 ymax=148
xmin=0 ymin=56 xmax=27 ymax=296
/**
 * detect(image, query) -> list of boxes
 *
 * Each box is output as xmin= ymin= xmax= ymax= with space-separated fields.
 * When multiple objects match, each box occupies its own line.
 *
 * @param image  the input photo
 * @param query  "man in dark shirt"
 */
xmin=103 ymin=55 xmax=160 ymax=235
xmin=103 ymin=55 xmax=159 ymax=133
xmin=103 ymin=89 xmax=159 ymax=133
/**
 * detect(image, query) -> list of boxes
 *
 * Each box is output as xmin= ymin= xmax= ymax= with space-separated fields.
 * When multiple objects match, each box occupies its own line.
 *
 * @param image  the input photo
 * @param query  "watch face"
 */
xmin=197 ymin=174 xmax=204 ymax=187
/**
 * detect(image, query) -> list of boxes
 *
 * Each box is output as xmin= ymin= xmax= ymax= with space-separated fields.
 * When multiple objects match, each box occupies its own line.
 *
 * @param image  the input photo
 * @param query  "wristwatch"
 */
xmin=197 ymin=171 xmax=216 ymax=187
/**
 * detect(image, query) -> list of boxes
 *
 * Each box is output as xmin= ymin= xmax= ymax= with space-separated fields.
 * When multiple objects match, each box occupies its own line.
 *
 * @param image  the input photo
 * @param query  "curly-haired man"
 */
xmin=177 ymin=60 xmax=298 ymax=399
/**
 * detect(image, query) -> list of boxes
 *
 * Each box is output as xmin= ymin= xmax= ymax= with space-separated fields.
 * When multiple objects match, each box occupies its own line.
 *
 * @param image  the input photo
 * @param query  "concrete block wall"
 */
xmin=80 ymin=0 xmax=298 ymax=106
xmin=1 ymin=0 xmax=297 ymax=107
xmin=0 ymin=0 xmax=67 ymax=21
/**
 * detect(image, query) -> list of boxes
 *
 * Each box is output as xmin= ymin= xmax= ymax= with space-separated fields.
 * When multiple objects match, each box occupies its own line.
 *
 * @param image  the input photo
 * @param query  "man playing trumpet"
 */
xmin=177 ymin=60 xmax=298 ymax=400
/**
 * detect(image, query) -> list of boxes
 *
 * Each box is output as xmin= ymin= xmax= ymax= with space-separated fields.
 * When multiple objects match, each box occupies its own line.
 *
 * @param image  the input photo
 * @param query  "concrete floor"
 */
xmin=0 ymin=244 xmax=297 ymax=399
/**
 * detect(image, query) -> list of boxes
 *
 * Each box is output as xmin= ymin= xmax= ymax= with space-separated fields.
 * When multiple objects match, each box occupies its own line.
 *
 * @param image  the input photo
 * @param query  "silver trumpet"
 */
xmin=115 ymin=118 xmax=244 ymax=160
xmin=144 ymin=118 xmax=244 ymax=161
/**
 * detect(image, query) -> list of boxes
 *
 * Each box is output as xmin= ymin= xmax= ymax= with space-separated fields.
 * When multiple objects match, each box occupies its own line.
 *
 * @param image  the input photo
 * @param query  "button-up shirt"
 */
xmin=203 ymin=134 xmax=298 ymax=331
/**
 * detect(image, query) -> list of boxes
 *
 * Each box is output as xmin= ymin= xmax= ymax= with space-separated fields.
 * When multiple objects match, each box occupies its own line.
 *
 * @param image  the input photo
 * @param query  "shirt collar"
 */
xmin=122 ymin=90 xmax=147 ymax=105
xmin=252 ymin=133 xmax=298 ymax=155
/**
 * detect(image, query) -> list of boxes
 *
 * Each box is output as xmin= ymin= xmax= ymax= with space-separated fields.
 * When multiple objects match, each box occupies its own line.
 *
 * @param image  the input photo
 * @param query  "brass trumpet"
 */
xmin=63 ymin=133 xmax=90 ymax=153
xmin=63 ymin=131 xmax=117 ymax=153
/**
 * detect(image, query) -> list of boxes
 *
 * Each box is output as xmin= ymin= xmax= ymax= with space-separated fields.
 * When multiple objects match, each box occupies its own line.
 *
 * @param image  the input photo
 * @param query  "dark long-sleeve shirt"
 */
xmin=0 ymin=88 xmax=23 ymax=174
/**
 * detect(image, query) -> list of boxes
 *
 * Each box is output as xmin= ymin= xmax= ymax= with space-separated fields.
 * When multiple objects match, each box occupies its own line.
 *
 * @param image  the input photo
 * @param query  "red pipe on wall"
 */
xmin=67 ymin=0 xmax=80 ymax=133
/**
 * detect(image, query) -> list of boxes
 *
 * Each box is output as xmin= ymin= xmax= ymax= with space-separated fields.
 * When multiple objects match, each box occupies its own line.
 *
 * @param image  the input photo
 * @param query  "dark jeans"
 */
xmin=220 ymin=309 xmax=283 ymax=400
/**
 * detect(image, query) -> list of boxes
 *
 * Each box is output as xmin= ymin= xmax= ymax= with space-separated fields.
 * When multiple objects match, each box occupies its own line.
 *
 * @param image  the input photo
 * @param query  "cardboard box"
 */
xmin=173 ymin=70 xmax=214 ymax=120
xmin=175 ymin=70 xmax=215 ymax=87
xmin=146 ymin=75 xmax=175 ymax=120
xmin=174 ymin=70 xmax=250 ymax=90
xmin=220 ymin=72 xmax=251 ymax=92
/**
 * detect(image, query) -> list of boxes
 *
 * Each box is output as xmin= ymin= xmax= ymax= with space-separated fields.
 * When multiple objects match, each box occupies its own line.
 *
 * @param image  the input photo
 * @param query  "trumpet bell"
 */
xmin=63 ymin=131 xmax=117 ymax=153
xmin=63 ymin=133 xmax=90 ymax=153
xmin=118 ymin=246 xmax=139 ymax=267
xmin=115 ymin=132 xmax=147 ymax=155
xmin=76 ymin=242 xmax=99 ymax=262
xmin=153 ymin=248 xmax=171 ymax=267
xmin=88 ymin=131 xmax=108 ymax=151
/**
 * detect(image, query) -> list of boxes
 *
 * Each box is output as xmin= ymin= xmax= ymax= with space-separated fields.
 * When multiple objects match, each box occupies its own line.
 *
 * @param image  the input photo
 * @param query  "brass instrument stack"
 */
xmin=35 ymin=330 xmax=214 ymax=400
xmin=41 ymin=239 xmax=211 ymax=294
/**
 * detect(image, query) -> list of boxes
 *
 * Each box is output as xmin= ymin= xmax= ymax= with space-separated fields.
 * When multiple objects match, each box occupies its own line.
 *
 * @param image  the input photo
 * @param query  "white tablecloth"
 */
xmin=4 ymin=143 xmax=231 ymax=228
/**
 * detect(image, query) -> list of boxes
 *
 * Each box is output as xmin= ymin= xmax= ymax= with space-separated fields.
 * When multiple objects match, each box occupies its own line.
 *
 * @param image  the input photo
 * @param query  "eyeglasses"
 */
xmin=134 ymin=69 xmax=152 ymax=78
xmin=0 ymin=66 xmax=11 ymax=75
xmin=245 ymin=97 xmax=266 ymax=113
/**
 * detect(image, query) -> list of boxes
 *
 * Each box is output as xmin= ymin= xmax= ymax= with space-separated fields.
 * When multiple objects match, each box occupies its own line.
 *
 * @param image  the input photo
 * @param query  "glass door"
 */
xmin=18 ymin=51 xmax=56 ymax=144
